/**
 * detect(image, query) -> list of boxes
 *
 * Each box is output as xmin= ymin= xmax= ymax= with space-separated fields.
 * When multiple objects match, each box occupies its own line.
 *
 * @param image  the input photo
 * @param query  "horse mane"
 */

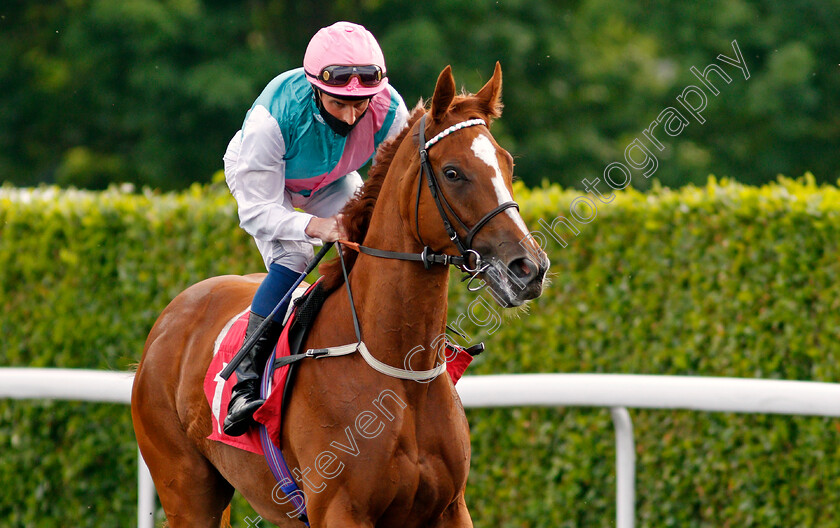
xmin=318 ymin=92 xmax=502 ymax=293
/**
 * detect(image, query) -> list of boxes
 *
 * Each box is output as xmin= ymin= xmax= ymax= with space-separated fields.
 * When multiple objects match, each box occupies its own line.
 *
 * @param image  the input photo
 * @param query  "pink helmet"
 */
xmin=303 ymin=21 xmax=389 ymax=98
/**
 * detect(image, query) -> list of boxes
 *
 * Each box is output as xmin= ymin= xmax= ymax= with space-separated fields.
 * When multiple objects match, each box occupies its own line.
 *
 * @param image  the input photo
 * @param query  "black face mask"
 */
xmin=314 ymin=90 xmax=370 ymax=137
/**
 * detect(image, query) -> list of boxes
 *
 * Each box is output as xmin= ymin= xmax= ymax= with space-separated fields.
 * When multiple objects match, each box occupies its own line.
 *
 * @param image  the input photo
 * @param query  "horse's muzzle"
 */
xmin=480 ymin=252 xmax=549 ymax=308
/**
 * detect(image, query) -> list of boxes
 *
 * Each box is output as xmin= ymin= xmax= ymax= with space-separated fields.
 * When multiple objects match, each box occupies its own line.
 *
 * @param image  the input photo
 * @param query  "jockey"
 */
xmin=221 ymin=21 xmax=409 ymax=436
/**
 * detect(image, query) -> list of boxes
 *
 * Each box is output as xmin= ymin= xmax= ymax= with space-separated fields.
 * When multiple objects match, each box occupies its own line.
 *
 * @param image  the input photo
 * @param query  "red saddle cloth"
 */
xmin=204 ymin=308 xmax=475 ymax=455
xmin=204 ymin=309 xmax=268 ymax=454
xmin=205 ymin=298 xmax=315 ymax=454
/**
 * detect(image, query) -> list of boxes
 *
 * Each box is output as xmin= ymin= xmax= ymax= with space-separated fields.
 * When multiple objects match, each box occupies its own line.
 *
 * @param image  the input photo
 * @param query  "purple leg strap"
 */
xmin=259 ymin=350 xmax=310 ymax=525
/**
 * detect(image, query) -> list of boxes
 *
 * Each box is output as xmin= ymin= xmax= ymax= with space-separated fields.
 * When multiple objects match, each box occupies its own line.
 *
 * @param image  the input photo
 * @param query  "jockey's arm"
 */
xmin=230 ymin=105 xmax=321 ymax=245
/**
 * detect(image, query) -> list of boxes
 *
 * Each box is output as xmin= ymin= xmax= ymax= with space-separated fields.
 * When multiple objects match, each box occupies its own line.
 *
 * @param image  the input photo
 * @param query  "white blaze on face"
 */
xmin=470 ymin=134 xmax=529 ymax=236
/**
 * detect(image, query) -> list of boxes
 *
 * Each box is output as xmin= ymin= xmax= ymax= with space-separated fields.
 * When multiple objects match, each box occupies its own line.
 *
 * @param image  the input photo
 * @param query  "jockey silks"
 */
xmin=223 ymin=68 xmax=408 ymax=256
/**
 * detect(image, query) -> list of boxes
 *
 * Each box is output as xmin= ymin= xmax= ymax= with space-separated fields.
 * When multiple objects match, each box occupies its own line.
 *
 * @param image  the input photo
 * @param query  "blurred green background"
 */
xmin=3 ymin=1 xmax=840 ymax=526
xmin=2 ymin=0 xmax=838 ymax=191
xmin=3 ymin=178 xmax=840 ymax=526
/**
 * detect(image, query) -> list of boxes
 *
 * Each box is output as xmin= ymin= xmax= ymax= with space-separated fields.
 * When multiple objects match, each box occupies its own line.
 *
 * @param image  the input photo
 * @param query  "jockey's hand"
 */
xmin=305 ymin=214 xmax=347 ymax=242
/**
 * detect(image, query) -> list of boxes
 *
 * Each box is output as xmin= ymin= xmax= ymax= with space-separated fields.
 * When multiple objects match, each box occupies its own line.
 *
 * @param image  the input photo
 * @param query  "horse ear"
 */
xmin=475 ymin=61 xmax=503 ymax=119
xmin=430 ymin=65 xmax=456 ymax=123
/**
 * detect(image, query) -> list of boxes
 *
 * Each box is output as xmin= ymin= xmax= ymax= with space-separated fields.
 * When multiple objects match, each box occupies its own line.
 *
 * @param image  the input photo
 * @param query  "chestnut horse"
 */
xmin=132 ymin=63 xmax=548 ymax=527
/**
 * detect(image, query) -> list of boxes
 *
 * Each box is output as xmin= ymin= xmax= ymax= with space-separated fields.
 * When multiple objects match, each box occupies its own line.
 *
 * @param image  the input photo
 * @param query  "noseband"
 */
xmin=342 ymin=113 xmax=519 ymax=286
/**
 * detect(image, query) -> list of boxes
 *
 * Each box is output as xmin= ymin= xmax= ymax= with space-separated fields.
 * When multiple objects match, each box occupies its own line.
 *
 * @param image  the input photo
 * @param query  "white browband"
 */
xmin=423 ymin=118 xmax=486 ymax=150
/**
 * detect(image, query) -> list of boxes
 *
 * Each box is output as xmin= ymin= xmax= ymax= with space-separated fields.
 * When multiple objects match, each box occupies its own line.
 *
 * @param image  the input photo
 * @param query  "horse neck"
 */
xmin=348 ymin=178 xmax=451 ymax=374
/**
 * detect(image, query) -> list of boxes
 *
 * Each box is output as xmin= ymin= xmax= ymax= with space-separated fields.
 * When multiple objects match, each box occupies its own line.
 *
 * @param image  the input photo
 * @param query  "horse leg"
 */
xmin=305 ymin=493 xmax=374 ymax=528
xmin=320 ymin=512 xmax=374 ymax=528
xmin=430 ymin=495 xmax=473 ymax=528
xmin=139 ymin=426 xmax=234 ymax=526
xmin=133 ymin=393 xmax=234 ymax=526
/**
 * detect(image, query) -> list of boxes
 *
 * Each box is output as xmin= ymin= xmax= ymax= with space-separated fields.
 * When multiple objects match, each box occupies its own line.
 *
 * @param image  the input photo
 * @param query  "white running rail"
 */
xmin=2 ymin=369 xmax=840 ymax=528
xmin=0 ymin=369 xmax=150 ymax=527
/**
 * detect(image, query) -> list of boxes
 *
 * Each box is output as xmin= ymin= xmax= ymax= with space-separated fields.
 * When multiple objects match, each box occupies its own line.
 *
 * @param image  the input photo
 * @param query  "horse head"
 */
xmin=406 ymin=62 xmax=549 ymax=307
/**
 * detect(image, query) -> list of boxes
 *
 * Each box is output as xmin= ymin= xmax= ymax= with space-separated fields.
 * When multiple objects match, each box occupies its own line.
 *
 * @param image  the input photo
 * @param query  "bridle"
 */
xmin=342 ymin=113 xmax=519 ymax=288
xmin=415 ymin=114 xmax=520 ymax=274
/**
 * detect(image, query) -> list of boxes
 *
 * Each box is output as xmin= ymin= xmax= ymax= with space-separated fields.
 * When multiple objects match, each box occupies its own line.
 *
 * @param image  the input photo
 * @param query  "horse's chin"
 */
xmin=486 ymin=285 xmax=543 ymax=308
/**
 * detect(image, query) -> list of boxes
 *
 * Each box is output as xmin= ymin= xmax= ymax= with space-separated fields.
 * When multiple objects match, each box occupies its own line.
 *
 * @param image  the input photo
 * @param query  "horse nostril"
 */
xmin=508 ymin=257 xmax=538 ymax=282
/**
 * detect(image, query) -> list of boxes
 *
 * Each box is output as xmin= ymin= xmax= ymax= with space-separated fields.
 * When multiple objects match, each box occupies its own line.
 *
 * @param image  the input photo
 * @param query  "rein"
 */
xmin=340 ymin=114 xmax=519 ymax=287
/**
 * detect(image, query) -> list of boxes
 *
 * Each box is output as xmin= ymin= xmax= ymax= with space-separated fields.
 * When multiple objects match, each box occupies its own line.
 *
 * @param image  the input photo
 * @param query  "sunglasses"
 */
xmin=309 ymin=65 xmax=385 ymax=87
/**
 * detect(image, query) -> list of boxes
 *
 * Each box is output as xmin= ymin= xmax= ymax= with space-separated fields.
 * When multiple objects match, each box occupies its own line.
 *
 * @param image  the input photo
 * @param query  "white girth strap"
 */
xmin=304 ymin=341 xmax=447 ymax=382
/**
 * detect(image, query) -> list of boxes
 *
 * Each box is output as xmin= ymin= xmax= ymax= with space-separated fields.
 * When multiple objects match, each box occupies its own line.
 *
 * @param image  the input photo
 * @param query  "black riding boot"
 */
xmin=223 ymin=312 xmax=284 ymax=436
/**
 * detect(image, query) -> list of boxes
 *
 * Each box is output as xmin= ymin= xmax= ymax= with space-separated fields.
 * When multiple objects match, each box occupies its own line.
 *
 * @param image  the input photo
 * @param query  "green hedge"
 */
xmin=2 ymin=175 xmax=839 ymax=526
xmin=0 ymin=181 xmax=259 ymax=527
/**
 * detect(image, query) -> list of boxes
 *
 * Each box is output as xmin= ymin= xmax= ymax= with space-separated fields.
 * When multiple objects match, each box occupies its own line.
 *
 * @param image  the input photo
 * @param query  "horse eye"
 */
xmin=443 ymin=168 xmax=460 ymax=181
